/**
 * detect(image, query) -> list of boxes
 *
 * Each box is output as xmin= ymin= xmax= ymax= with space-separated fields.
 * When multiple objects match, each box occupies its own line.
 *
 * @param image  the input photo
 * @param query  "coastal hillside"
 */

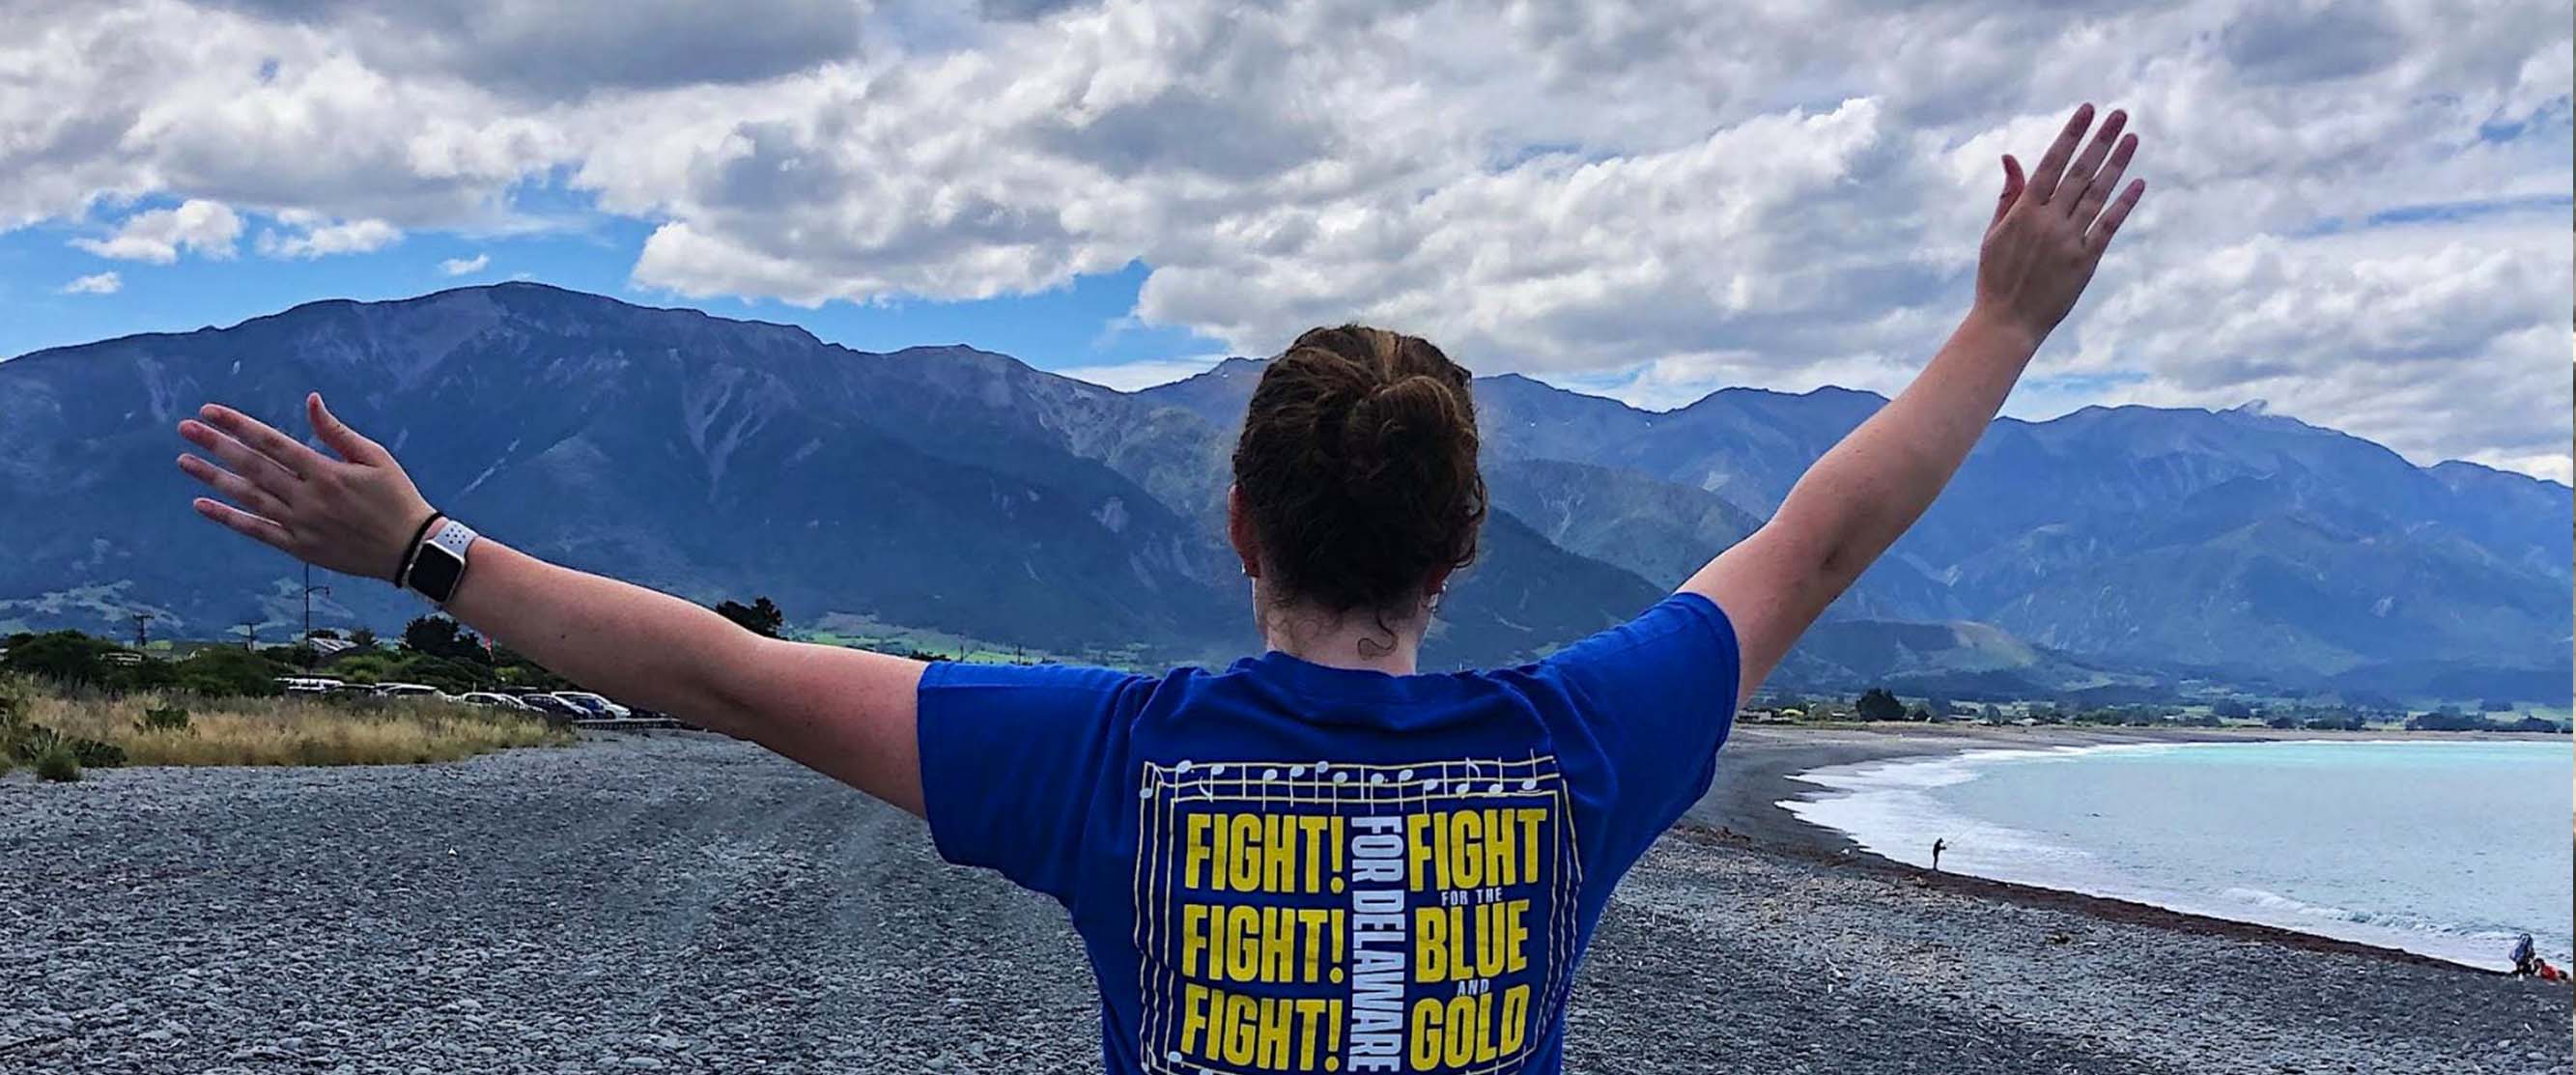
xmin=2 ymin=283 xmax=2566 ymax=695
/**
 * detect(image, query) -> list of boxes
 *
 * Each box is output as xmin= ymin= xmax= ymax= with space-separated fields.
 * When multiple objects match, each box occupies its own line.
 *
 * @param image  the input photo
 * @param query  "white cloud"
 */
xmin=70 ymin=199 xmax=241 ymax=263
xmin=438 ymin=252 xmax=491 ymax=276
xmin=2064 ymin=211 xmax=2574 ymax=478
xmin=1051 ymin=354 xmax=1225 ymax=391
xmin=255 ymin=212 xmax=401 ymax=258
xmin=58 ymin=271 xmax=122 ymax=296
xmin=2 ymin=0 xmax=2568 ymax=476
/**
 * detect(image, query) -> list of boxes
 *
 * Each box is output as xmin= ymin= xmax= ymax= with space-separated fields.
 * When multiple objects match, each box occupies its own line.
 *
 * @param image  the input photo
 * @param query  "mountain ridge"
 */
xmin=17 ymin=283 xmax=2565 ymax=490
xmin=3 ymin=283 xmax=2565 ymax=699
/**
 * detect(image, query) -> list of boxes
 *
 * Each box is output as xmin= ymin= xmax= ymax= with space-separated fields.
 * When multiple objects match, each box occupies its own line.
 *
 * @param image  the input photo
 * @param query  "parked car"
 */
xmin=551 ymin=692 xmax=632 ymax=719
xmin=512 ymin=693 xmax=584 ymax=720
xmin=374 ymin=682 xmax=449 ymax=700
xmin=274 ymin=676 xmax=344 ymax=694
xmin=456 ymin=692 xmax=533 ymax=712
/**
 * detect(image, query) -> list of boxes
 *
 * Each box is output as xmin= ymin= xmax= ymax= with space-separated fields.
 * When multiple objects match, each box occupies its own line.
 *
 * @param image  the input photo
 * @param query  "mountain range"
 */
xmin=2 ymin=283 xmax=2565 ymax=701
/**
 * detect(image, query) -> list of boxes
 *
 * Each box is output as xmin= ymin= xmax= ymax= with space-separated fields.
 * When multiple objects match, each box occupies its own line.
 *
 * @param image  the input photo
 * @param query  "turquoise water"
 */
xmin=1780 ymin=740 xmax=2574 ymax=970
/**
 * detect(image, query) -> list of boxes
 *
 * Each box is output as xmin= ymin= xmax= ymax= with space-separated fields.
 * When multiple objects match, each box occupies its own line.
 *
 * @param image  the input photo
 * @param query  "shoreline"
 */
xmin=1683 ymin=722 xmax=2566 ymax=976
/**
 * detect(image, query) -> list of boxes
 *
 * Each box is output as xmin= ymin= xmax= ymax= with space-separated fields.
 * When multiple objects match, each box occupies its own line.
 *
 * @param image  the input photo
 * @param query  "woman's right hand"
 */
xmin=1973 ymin=102 xmax=2146 ymax=344
xmin=177 ymin=393 xmax=439 ymax=583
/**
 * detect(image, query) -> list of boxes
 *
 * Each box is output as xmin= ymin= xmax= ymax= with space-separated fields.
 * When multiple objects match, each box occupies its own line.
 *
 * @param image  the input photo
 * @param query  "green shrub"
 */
xmin=139 ymin=705 xmax=192 ymax=732
xmin=385 ymin=653 xmax=495 ymax=694
xmin=0 ymin=631 xmax=115 ymax=686
xmin=34 ymin=746 xmax=80 ymax=782
xmin=7 ymin=722 xmax=63 ymax=763
xmin=171 ymin=648 xmax=288 ymax=698
xmin=69 ymin=738 xmax=126 ymax=769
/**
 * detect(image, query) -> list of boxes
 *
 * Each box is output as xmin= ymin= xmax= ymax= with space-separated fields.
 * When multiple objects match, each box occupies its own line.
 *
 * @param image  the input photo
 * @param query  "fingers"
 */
xmin=179 ymin=417 xmax=303 ymax=503
xmin=2056 ymin=109 xmax=2128 ymax=217
xmin=308 ymin=393 xmax=388 ymax=466
xmin=2070 ymin=132 xmax=2139 ymax=229
xmin=196 ymin=403 xmax=327 ymax=480
xmin=177 ymin=453 xmax=292 ymax=521
xmin=2025 ymin=102 xmax=2096 ymax=206
xmin=2086 ymin=180 xmax=2147 ymax=252
xmin=1990 ymin=155 xmax=2026 ymax=229
xmin=191 ymin=496 xmax=295 ymax=552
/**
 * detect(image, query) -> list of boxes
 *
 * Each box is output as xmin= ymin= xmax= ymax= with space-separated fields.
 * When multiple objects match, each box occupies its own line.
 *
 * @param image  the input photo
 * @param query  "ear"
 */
xmin=1226 ymin=485 xmax=1260 ymax=578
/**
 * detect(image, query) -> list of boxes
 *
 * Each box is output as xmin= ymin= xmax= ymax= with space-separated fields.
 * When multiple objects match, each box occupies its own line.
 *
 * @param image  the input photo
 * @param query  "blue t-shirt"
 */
xmin=917 ymin=592 xmax=1741 ymax=1075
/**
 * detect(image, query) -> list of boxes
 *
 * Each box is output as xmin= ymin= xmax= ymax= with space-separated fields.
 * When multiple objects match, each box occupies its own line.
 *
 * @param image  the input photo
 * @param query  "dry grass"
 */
xmin=26 ymin=690 xmax=573 ymax=767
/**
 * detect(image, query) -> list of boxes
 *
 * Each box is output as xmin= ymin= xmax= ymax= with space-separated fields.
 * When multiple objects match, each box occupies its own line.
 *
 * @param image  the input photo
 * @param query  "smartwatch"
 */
xmin=402 ymin=518 xmax=479 ymax=606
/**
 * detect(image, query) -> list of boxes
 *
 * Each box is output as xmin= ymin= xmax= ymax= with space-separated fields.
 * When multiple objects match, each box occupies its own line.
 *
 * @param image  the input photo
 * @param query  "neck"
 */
xmin=1261 ymin=604 xmax=1426 ymax=676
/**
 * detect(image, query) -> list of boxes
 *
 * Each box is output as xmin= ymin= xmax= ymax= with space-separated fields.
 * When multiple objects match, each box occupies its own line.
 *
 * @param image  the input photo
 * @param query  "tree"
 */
xmin=715 ymin=597 xmax=785 ymax=638
xmin=1981 ymin=703 xmax=2004 ymax=723
xmin=0 ymin=631 xmax=113 ymax=685
xmin=349 ymin=627 xmax=380 ymax=649
xmin=403 ymin=614 xmax=463 ymax=657
xmin=400 ymin=614 xmax=491 ymax=665
xmin=1855 ymin=688 xmax=1905 ymax=722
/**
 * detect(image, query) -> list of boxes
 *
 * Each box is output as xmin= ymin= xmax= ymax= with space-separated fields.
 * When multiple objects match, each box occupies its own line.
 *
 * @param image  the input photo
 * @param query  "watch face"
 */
xmin=409 ymin=546 xmax=465 ymax=603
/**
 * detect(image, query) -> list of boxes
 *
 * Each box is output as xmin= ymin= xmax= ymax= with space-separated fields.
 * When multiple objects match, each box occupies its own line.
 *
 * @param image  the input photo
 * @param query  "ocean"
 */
xmin=1780 ymin=738 xmax=2575 ymax=971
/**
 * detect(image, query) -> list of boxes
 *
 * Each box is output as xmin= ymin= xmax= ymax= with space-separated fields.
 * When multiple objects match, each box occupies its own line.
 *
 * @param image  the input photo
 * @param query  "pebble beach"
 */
xmin=2 ymin=729 xmax=2566 ymax=1073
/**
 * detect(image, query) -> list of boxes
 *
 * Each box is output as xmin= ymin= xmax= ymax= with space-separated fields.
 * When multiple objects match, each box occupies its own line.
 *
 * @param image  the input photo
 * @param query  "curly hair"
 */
xmin=1231 ymin=325 xmax=1487 ymax=620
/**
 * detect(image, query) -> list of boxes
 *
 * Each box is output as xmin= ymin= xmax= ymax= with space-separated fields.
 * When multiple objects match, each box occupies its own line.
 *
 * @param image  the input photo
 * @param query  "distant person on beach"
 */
xmin=2507 ymin=933 xmax=2565 ymax=981
xmin=1933 ymin=837 xmax=1948 ymax=872
xmin=172 ymin=104 xmax=2143 ymax=1073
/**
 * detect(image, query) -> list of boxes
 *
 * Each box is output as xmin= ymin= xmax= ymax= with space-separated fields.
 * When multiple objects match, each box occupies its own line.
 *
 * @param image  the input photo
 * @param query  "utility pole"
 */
xmin=130 ymin=611 xmax=154 ymax=650
xmin=302 ymin=563 xmax=331 ymax=644
xmin=240 ymin=619 xmax=260 ymax=651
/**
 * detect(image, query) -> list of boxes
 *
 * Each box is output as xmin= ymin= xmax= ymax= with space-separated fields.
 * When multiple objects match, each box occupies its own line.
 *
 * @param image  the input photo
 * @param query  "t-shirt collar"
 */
xmin=1231 ymin=648 xmax=1461 ymax=702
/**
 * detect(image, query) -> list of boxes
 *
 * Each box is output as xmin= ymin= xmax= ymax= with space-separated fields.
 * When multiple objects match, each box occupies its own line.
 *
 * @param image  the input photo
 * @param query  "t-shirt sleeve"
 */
xmin=915 ymin=660 xmax=1151 ymax=902
xmin=1539 ymin=591 xmax=1741 ymax=851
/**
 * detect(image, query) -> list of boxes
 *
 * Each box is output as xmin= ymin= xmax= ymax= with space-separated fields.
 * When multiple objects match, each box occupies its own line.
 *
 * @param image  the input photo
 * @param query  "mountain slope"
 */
xmin=6 ymin=283 xmax=2565 ymax=698
xmin=0 ymin=285 xmax=1658 ymax=669
xmin=0 ymin=287 xmax=1241 ymax=661
xmin=1146 ymin=354 xmax=2574 ymax=693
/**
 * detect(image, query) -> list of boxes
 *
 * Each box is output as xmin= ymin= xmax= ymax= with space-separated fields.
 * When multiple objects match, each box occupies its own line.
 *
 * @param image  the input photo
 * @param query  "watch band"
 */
xmin=424 ymin=518 xmax=477 ymax=563
xmin=403 ymin=518 xmax=479 ymax=605
xmin=393 ymin=511 xmax=444 ymax=584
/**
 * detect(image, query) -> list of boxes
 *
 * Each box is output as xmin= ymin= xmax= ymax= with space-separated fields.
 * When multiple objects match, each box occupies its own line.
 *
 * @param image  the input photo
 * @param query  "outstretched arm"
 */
xmin=1684 ymin=102 xmax=2146 ymax=707
xmin=175 ymin=397 xmax=926 ymax=814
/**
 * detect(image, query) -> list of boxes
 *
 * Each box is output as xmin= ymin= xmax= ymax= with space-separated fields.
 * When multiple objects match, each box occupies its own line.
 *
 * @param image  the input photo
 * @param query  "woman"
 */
xmin=175 ymin=104 xmax=2141 ymax=1073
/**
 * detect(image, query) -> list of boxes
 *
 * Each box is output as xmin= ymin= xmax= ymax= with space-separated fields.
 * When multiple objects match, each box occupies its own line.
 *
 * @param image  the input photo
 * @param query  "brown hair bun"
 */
xmin=1231 ymin=325 xmax=1487 ymax=616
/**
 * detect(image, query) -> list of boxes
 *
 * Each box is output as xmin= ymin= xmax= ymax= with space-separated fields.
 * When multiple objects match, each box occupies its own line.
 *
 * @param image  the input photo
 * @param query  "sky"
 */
xmin=4 ymin=0 xmax=2569 ymax=480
